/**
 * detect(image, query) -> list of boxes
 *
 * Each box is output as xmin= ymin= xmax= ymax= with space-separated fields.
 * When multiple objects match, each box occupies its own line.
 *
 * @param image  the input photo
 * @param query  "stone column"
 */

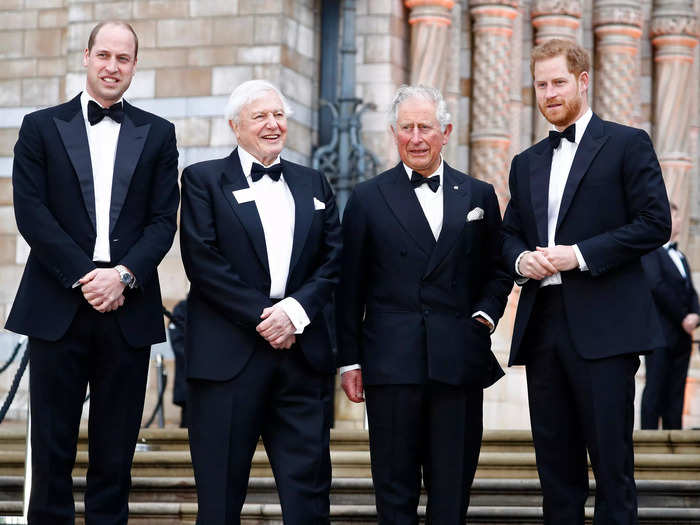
xmin=530 ymin=0 xmax=583 ymax=141
xmin=469 ymin=0 xmax=519 ymax=211
xmin=405 ymin=0 xmax=455 ymax=92
xmin=651 ymin=0 xmax=699 ymax=246
xmin=592 ymin=0 xmax=643 ymax=125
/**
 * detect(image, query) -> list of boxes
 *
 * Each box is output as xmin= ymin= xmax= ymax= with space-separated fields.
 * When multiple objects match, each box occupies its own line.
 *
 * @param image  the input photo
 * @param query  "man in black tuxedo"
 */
xmin=6 ymin=21 xmax=179 ymax=524
xmin=336 ymin=85 xmax=512 ymax=524
xmin=502 ymin=39 xmax=670 ymax=524
xmin=641 ymin=202 xmax=699 ymax=429
xmin=180 ymin=80 xmax=341 ymax=524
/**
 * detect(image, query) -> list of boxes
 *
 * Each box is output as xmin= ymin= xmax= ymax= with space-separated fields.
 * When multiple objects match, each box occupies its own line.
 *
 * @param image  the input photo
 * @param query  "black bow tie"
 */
xmin=667 ymin=242 xmax=678 ymax=251
xmin=410 ymin=171 xmax=440 ymax=193
xmin=250 ymin=162 xmax=283 ymax=182
xmin=548 ymin=124 xmax=575 ymax=149
xmin=87 ymin=100 xmax=123 ymax=125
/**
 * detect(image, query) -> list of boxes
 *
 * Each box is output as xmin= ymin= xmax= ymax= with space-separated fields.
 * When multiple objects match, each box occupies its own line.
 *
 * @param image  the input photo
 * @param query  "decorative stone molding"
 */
xmin=531 ymin=0 xmax=582 ymax=44
xmin=469 ymin=0 xmax=519 ymax=210
xmin=651 ymin=0 xmax=698 ymax=246
xmin=592 ymin=0 xmax=643 ymax=125
xmin=404 ymin=0 xmax=455 ymax=91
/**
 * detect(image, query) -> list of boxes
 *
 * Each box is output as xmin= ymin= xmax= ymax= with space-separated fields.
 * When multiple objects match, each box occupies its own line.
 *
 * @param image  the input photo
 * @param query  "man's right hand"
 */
xmin=518 ymin=249 xmax=558 ymax=280
xmin=341 ymin=369 xmax=364 ymax=403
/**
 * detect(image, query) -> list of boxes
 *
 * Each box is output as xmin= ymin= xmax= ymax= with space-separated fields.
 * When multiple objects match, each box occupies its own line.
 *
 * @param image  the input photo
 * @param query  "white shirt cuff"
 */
xmin=340 ymin=364 xmax=361 ymax=375
xmin=277 ymin=297 xmax=310 ymax=334
xmin=573 ymin=244 xmax=588 ymax=271
xmin=515 ymin=251 xmax=529 ymax=277
xmin=514 ymin=251 xmax=530 ymax=285
xmin=472 ymin=311 xmax=495 ymax=333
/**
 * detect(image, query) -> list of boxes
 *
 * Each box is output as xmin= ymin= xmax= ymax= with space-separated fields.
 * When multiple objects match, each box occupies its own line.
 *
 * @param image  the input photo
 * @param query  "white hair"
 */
xmin=389 ymin=84 xmax=451 ymax=131
xmin=224 ymin=79 xmax=293 ymax=122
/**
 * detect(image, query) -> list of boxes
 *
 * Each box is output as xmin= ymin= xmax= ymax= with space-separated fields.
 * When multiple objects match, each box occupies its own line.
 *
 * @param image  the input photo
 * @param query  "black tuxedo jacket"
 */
xmin=179 ymin=149 xmax=342 ymax=381
xmin=6 ymin=94 xmax=179 ymax=347
xmin=642 ymin=246 xmax=699 ymax=352
xmin=502 ymin=113 xmax=671 ymax=365
xmin=336 ymin=162 xmax=512 ymax=387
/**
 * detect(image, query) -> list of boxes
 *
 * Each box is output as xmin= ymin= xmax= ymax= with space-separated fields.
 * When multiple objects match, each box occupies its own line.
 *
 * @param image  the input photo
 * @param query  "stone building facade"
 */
xmin=0 ymin=0 xmax=698 ymax=428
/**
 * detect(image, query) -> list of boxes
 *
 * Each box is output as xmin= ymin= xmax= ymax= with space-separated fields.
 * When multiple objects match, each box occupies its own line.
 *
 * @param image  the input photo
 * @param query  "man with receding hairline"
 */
xmin=502 ymin=39 xmax=670 ymax=524
xmin=180 ymin=79 xmax=341 ymax=524
xmin=337 ymin=84 xmax=511 ymax=523
xmin=7 ymin=20 xmax=179 ymax=524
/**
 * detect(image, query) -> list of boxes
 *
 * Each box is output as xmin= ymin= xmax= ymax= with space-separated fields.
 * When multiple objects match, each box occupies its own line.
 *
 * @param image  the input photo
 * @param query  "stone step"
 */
xmin=1 ymin=477 xmax=699 ymax=509
xmin=1 ymin=501 xmax=699 ymax=524
xmin=0 ymin=427 xmax=698 ymax=454
xmin=0 ymin=449 xmax=699 ymax=479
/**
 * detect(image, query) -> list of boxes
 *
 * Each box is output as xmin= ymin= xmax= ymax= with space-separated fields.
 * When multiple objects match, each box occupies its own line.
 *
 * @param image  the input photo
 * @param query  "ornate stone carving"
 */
xmin=404 ymin=0 xmax=455 ymax=92
xmin=531 ymin=0 xmax=582 ymax=18
xmin=469 ymin=0 xmax=519 ymax=210
xmin=592 ymin=0 xmax=642 ymax=125
xmin=651 ymin=0 xmax=698 ymax=245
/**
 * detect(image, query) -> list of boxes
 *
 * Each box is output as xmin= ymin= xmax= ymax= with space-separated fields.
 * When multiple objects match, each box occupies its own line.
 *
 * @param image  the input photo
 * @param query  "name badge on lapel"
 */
xmin=313 ymin=197 xmax=326 ymax=210
xmin=232 ymin=188 xmax=255 ymax=204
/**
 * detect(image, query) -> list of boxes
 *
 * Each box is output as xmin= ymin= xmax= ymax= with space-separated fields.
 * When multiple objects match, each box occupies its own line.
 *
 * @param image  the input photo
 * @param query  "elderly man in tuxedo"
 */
xmin=180 ymin=80 xmax=341 ymax=524
xmin=641 ymin=202 xmax=700 ymax=429
xmin=336 ymin=84 xmax=512 ymax=524
xmin=6 ymin=21 xmax=179 ymax=524
xmin=502 ymin=39 xmax=670 ymax=524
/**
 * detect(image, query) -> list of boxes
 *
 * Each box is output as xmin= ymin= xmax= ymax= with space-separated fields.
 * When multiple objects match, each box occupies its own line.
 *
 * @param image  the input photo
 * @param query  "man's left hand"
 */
xmin=536 ymin=245 xmax=579 ymax=272
xmin=682 ymin=313 xmax=699 ymax=335
xmin=257 ymin=306 xmax=296 ymax=347
xmin=79 ymin=268 xmax=127 ymax=313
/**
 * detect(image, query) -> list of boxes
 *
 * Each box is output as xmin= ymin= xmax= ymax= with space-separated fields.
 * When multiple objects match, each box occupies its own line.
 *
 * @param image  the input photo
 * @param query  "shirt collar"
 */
xmin=237 ymin=145 xmax=281 ymax=179
xmin=551 ymin=107 xmax=592 ymax=146
xmin=80 ymin=90 xmax=124 ymax=123
xmin=402 ymin=157 xmax=444 ymax=184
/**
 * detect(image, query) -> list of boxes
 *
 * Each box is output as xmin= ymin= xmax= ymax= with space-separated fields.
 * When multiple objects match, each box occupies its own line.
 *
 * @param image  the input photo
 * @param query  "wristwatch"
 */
xmin=114 ymin=265 xmax=136 ymax=289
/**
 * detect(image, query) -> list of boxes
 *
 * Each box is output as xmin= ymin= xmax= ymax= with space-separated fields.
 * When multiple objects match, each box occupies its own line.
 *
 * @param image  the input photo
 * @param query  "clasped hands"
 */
xmin=518 ymin=245 xmax=579 ymax=280
xmin=79 ymin=268 xmax=126 ymax=313
xmin=256 ymin=305 xmax=296 ymax=349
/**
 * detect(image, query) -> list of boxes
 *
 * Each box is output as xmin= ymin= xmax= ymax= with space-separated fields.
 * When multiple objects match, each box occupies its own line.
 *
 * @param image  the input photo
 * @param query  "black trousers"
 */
xmin=641 ymin=335 xmax=692 ymax=429
xmin=187 ymin=343 xmax=333 ymax=525
xmin=28 ymin=303 xmax=150 ymax=525
xmin=364 ymin=383 xmax=483 ymax=525
xmin=523 ymin=286 xmax=639 ymax=525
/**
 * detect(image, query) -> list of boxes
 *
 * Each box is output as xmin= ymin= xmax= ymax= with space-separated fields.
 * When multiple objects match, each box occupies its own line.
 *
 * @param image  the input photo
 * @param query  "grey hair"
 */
xmin=224 ymin=79 xmax=293 ymax=122
xmin=389 ymin=84 xmax=451 ymax=130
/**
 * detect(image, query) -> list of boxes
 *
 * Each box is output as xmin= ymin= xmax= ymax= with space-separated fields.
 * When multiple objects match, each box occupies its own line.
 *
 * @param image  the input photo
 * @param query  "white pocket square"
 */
xmin=467 ymin=207 xmax=484 ymax=222
xmin=313 ymin=197 xmax=326 ymax=210
xmin=232 ymin=188 xmax=255 ymax=204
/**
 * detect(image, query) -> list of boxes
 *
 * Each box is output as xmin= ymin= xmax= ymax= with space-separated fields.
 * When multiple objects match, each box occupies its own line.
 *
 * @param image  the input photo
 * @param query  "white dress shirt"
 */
xmin=340 ymin=159 xmax=493 ymax=376
xmin=665 ymin=242 xmax=687 ymax=279
xmin=81 ymin=91 xmax=121 ymax=262
xmin=237 ymin=146 xmax=310 ymax=333
xmin=515 ymin=108 xmax=591 ymax=286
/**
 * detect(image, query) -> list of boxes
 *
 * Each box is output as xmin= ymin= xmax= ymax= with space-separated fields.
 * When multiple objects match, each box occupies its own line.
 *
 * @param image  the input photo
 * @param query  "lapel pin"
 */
xmin=453 ymin=185 xmax=459 ymax=190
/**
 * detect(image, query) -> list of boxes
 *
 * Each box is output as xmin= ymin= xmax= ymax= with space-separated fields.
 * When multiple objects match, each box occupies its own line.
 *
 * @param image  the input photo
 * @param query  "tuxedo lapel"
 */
xmin=283 ymin=160 xmax=313 ymax=276
xmin=424 ymin=165 xmax=471 ymax=277
xmin=53 ymin=97 xmax=96 ymax=232
xmin=556 ymin=114 xmax=609 ymax=231
xmin=221 ymin=150 xmax=270 ymax=275
xmin=110 ymin=104 xmax=150 ymax=234
xmin=528 ymin=141 xmax=552 ymax=247
xmin=378 ymin=164 xmax=436 ymax=257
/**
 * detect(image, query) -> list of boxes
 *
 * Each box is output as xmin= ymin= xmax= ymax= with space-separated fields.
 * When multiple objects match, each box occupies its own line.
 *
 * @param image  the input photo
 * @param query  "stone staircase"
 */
xmin=0 ymin=427 xmax=698 ymax=524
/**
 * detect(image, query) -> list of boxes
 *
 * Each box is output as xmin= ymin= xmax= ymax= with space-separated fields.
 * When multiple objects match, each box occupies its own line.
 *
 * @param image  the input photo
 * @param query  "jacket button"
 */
xmin=400 ymin=249 xmax=407 ymax=256
xmin=423 ymin=309 xmax=430 ymax=317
